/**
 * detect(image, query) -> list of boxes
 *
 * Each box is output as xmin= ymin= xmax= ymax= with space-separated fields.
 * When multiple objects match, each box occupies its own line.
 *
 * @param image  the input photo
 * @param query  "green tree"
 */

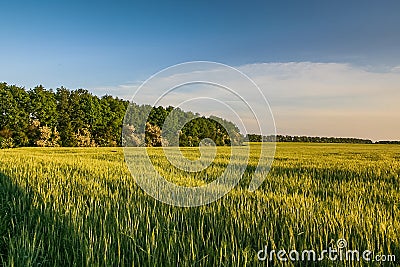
xmin=29 ymin=85 xmax=57 ymax=127
xmin=0 ymin=83 xmax=30 ymax=146
xmin=96 ymin=95 xmax=128 ymax=146
xmin=56 ymin=87 xmax=76 ymax=146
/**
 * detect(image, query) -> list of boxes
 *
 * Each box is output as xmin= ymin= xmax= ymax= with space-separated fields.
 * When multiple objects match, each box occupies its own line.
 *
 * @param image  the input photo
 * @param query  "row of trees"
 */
xmin=375 ymin=140 xmax=400 ymax=144
xmin=3 ymin=83 xmax=397 ymax=148
xmin=123 ymin=104 xmax=243 ymax=147
xmin=0 ymin=83 xmax=243 ymax=148
xmin=0 ymin=83 xmax=128 ymax=148
xmin=246 ymin=134 xmax=375 ymax=144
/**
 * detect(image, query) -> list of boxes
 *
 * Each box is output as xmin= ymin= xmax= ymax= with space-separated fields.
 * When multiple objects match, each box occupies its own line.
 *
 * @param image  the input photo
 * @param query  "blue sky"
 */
xmin=1 ymin=0 xmax=400 ymax=140
xmin=1 ymin=0 xmax=400 ymax=89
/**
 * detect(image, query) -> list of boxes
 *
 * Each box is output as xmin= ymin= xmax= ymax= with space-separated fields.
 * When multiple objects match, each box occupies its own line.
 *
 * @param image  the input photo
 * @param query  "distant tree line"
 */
xmin=246 ymin=134 xmax=398 ymax=144
xmin=374 ymin=140 xmax=400 ymax=144
xmin=0 ymin=83 xmax=243 ymax=148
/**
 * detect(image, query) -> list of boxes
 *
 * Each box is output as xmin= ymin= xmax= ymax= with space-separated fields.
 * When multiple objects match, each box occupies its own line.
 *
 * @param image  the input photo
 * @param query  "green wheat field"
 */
xmin=0 ymin=143 xmax=399 ymax=266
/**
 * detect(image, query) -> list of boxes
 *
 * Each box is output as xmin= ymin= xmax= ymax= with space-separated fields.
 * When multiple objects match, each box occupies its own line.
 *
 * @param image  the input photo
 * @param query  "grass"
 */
xmin=0 ymin=143 xmax=399 ymax=266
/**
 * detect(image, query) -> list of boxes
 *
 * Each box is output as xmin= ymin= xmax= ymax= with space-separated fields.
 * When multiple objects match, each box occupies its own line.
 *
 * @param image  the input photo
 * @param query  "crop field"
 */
xmin=0 ymin=143 xmax=399 ymax=266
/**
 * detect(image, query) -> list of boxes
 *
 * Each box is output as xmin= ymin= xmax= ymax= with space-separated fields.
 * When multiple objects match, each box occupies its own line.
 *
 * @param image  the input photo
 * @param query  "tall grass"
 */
xmin=0 ymin=143 xmax=399 ymax=266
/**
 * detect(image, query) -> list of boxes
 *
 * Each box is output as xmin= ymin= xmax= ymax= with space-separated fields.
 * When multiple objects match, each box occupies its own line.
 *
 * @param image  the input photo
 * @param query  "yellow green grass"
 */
xmin=0 ymin=143 xmax=399 ymax=266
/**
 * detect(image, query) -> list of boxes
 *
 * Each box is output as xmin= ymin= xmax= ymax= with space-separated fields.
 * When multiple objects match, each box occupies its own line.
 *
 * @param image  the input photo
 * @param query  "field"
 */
xmin=0 ymin=143 xmax=399 ymax=266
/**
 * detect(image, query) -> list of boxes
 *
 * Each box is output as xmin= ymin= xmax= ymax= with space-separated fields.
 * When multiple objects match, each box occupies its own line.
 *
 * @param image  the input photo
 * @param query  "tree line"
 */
xmin=0 ymin=83 xmax=243 ymax=148
xmin=246 ymin=134 xmax=398 ymax=144
xmin=123 ymin=103 xmax=243 ymax=147
xmin=2 ymin=83 xmax=395 ymax=148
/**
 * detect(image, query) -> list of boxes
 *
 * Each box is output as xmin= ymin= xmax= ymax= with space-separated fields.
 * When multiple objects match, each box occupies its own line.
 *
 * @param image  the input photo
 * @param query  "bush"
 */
xmin=1 ymin=137 xmax=15 ymax=149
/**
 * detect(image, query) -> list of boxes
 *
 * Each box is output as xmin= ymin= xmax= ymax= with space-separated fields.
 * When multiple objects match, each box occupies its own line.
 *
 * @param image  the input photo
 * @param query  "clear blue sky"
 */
xmin=1 ymin=0 xmax=400 ymax=90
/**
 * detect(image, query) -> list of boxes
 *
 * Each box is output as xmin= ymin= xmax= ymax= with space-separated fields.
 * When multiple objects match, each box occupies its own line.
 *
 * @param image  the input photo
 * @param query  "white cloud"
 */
xmin=391 ymin=65 xmax=400 ymax=73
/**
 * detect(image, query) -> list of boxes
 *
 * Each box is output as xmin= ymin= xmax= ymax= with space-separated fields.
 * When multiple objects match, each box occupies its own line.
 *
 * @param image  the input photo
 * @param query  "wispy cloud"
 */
xmin=92 ymin=83 xmax=141 ymax=100
xmin=91 ymin=62 xmax=400 ymax=141
xmin=237 ymin=62 xmax=400 ymax=140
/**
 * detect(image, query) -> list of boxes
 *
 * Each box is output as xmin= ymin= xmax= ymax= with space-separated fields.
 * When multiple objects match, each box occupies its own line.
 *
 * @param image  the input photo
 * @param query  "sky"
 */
xmin=1 ymin=0 xmax=400 ymax=140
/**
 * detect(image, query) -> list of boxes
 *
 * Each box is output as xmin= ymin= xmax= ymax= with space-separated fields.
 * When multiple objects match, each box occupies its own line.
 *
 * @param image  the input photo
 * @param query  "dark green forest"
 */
xmin=0 ymin=83 xmax=243 ymax=148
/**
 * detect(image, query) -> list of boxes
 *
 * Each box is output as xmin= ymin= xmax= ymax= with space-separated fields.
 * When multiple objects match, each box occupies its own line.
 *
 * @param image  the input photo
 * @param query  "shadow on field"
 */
xmin=0 ymin=172 xmax=83 ymax=266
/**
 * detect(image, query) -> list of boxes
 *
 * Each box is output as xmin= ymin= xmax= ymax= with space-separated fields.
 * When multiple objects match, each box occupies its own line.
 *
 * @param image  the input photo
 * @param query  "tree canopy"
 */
xmin=0 ymin=83 xmax=244 ymax=148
